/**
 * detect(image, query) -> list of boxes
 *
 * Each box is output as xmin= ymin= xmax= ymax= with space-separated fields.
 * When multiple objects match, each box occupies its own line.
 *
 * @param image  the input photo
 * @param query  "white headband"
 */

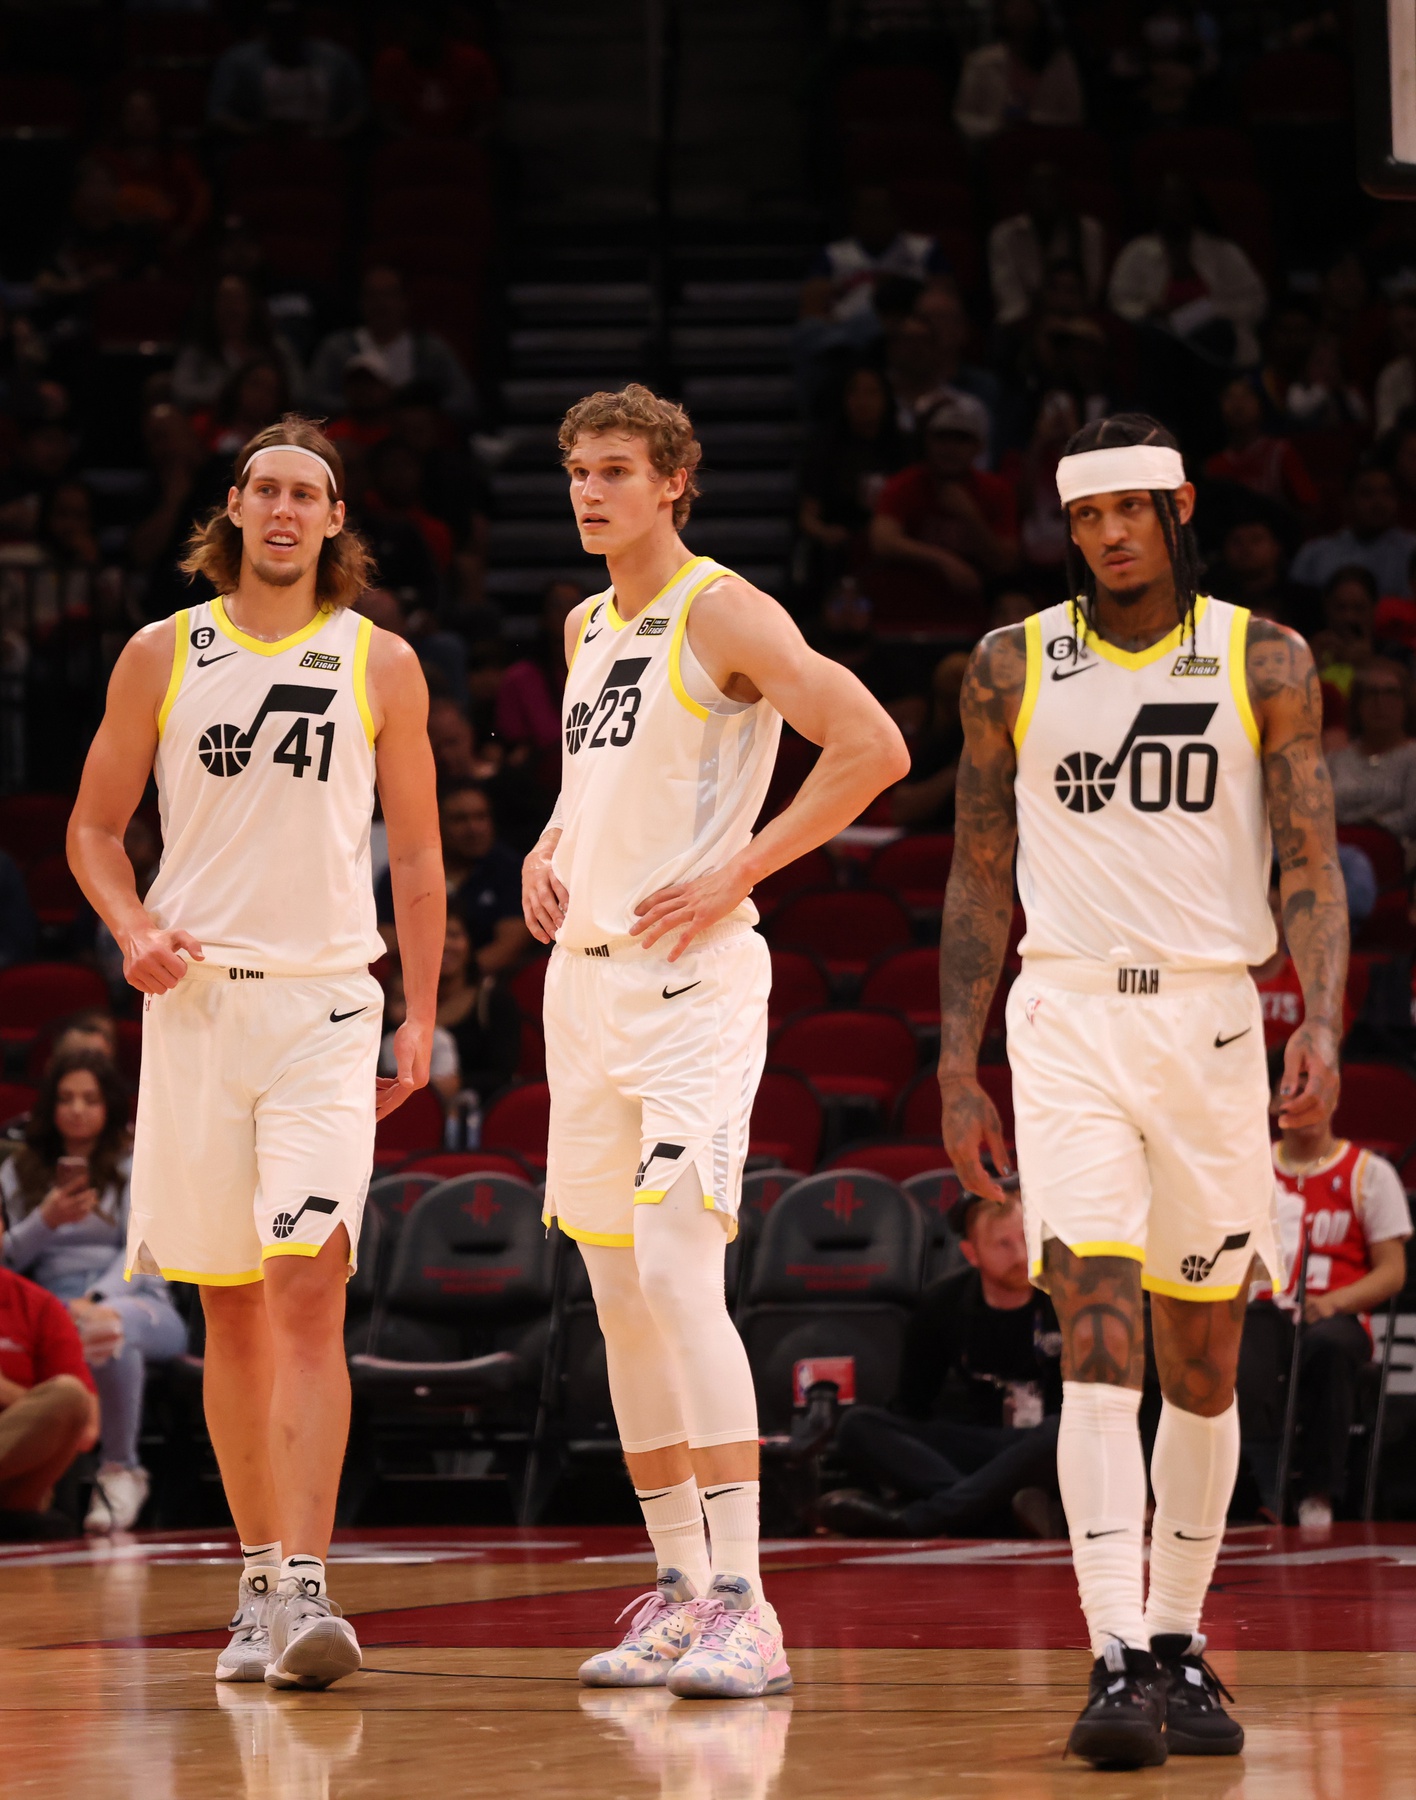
xmin=243 ymin=443 xmax=339 ymax=495
xmin=1056 ymin=445 xmax=1186 ymax=506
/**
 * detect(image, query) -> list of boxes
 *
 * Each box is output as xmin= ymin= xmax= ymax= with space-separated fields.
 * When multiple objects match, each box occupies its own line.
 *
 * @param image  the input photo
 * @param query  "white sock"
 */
xmin=240 ymin=1540 xmax=280 ymax=1595
xmin=635 ymin=1475 xmax=710 ymax=1597
xmin=702 ymin=1479 xmax=761 ymax=1593
xmin=1144 ymin=1398 xmax=1240 ymax=1642
xmin=279 ymin=1553 xmax=326 ymax=1598
xmin=1057 ymin=1381 xmax=1148 ymax=1657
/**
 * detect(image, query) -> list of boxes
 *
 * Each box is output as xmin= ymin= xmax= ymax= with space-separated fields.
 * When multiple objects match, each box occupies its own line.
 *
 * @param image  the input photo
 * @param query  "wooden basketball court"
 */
xmin=3 ymin=1523 xmax=1415 ymax=1797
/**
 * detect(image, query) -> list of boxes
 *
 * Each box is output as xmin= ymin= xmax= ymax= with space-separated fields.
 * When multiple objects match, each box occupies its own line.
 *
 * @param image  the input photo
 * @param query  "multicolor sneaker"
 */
xmin=666 ymin=1575 xmax=793 ymax=1699
xmin=215 ymin=1572 xmax=275 ymax=1683
xmin=579 ymin=1569 xmax=698 ymax=1687
xmin=263 ymin=1577 xmax=362 ymax=1691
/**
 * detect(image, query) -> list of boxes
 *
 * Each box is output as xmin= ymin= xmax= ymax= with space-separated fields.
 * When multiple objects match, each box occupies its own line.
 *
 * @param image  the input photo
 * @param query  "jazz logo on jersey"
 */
xmin=1053 ymin=702 xmax=1218 ymax=816
xmin=565 ymin=657 xmax=649 ymax=755
xmin=299 ymin=649 xmax=341 ymax=672
xmin=199 ymin=683 xmax=336 ymax=778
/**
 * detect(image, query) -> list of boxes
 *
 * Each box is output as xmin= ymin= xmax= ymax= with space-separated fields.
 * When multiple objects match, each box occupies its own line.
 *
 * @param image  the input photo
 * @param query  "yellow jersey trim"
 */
xmin=157 ymin=609 xmax=189 ymax=738
xmin=543 ymin=1213 xmax=634 ymax=1249
xmin=1013 ymin=611 xmax=1043 ymax=751
xmin=353 ymin=613 xmax=376 ymax=747
xmin=1081 ymin=595 xmax=1211 ymax=670
xmin=1229 ymin=604 xmax=1261 ymax=755
xmin=211 ymin=595 xmax=333 ymax=657
xmin=605 ymin=593 xmax=629 ymax=631
xmin=1143 ymin=1272 xmax=1244 ymax=1303
xmin=668 ymin=561 xmax=727 ymax=721
xmin=128 ymin=1263 xmax=264 ymax=1287
xmin=567 ymin=597 xmax=603 ymax=673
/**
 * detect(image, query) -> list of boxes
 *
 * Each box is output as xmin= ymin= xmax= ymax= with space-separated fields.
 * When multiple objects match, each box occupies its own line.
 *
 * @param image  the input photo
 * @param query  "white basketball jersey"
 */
xmin=553 ymin=555 xmax=782 ymax=950
xmin=145 ymin=597 xmax=383 ymax=976
xmin=1013 ymin=594 xmax=1275 ymax=970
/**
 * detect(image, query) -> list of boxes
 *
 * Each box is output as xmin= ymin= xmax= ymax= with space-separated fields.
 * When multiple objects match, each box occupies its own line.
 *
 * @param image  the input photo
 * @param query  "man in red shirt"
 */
xmin=868 ymin=394 xmax=1018 ymax=633
xmin=0 ymin=1226 xmax=98 ymax=1537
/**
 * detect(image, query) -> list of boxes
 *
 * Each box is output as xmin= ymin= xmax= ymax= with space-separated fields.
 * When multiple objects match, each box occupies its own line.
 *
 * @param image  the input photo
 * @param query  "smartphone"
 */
xmin=56 ymin=1156 xmax=89 ymax=1189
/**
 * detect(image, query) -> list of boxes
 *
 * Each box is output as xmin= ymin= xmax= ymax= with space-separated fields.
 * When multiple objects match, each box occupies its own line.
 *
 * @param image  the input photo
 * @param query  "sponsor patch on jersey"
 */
xmin=1171 ymin=654 xmax=1220 ymax=677
xmin=636 ymin=616 xmax=669 ymax=637
xmin=190 ymin=625 xmax=216 ymax=650
xmin=299 ymin=650 xmax=342 ymax=671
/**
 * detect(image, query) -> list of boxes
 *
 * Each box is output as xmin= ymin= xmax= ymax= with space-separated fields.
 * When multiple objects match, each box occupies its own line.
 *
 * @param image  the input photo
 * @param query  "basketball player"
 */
xmin=523 ymin=385 xmax=907 ymax=1698
xmin=67 ymin=416 xmax=443 ymax=1690
xmin=938 ymin=414 xmax=1346 ymax=1767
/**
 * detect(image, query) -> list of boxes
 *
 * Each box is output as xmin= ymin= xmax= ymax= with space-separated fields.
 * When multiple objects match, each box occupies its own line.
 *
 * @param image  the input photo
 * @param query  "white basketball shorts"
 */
xmin=542 ymin=925 xmax=771 ymax=1248
xmin=127 ymin=961 xmax=383 ymax=1286
xmin=1006 ymin=960 xmax=1281 ymax=1302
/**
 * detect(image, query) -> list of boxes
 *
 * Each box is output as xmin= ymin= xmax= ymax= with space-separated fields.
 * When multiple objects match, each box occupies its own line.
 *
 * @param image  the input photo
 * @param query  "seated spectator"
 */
xmin=32 ymin=160 xmax=141 ymax=321
xmin=364 ymin=438 xmax=453 ymax=573
xmin=390 ymin=384 xmax=491 ymax=608
xmin=425 ymin=698 xmax=547 ymax=850
xmin=1010 ymin=387 xmax=1078 ymax=570
xmin=432 ymin=913 xmax=519 ymax=1109
xmin=309 ymin=266 xmax=475 ymax=421
xmin=988 ymin=161 xmax=1106 ymax=329
xmin=799 ymin=186 xmax=946 ymax=334
xmin=49 ymin=1010 xmax=119 ymax=1069
xmin=192 ymin=355 xmax=292 ymax=460
xmin=372 ymin=2 xmax=499 ymax=139
xmin=1381 ymin=411 xmax=1416 ymax=532
xmin=125 ymin=402 xmax=212 ymax=617
xmin=868 ymin=395 xmax=1019 ymax=630
xmin=0 ymin=850 xmax=37 ymax=970
xmin=0 ymin=1227 xmax=96 ymax=1540
xmin=914 ymin=283 xmax=1004 ymax=457
xmin=819 ymin=1189 xmax=1063 ymax=1538
xmin=1328 ymin=660 xmax=1416 ymax=865
xmin=1204 ymin=379 xmax=1319 ymax=516
xmin=1206 ymin=508 xmax=1308 ymax=629
xmin=807 ymin=577 xmax=896 ymax=697
xmin=1250 ymin=869 xmax=1360 ymax=1052
xmin=378 ymin=964 xmax=460 ymax=1105
xmin=1238 ymin=1083 xmax=1410 ymax=1526
xmin=889 ymin=650 xmax=968 ymax=828
xmin=171 ymin=274 xmax=304 ymax=412
xmin=326 ymin=357 xmax=398 ymax=453
xmin=91 ymin=87 xmax=210 ymax=261
xmin=208 ymin=0 xmax=366 ymax=139
xmin=0 ymin=1052 xmax=185 ymax=1533
xmin=953 ymin=0 xmax=1084 ymax=141
xmin=0 ymin=422 xmax=77 ymax=548
xmin=799 ymin=364 xmax=911 ymax=587
xmin=1292 ymin=470 xmax=1416 ymax=602
xmin=1375 ymin=293 xmax=1416 ymax=437
xmin=1285 ymin=330 xmax=1369 ymax=433
xmin=496 ymin=579 xmax=582 ymax=753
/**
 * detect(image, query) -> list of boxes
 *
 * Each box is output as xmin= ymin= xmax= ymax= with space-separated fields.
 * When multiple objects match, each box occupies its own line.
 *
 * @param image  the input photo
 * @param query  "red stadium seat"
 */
xmin=0 ymin=964 xmax=109 ymax=1042
xmin=517 ymin=1019 xmax=546 ymax=1079
xmin=25 ymin=855 xmax=82 ymax=928
xmin=0 ymin=1081 xmax=35 ymax=1124
xmin=824 ymin=1139 xmax=953 ymax=1182
xmin=508 ymin=953 xmax=549 ymax=1020
xmin=867 ymin=835 xmax=953 ymax=914
xmin=770 ymin=1008 xmax=919 ymax=1110
xmin=1355 ymin=892 xmax=1416 ymax=955
xmin=752 ymin=848 xmax=834 ymax=920
xmin=860 ymin=947 xmax=938 ymax=1029
xmin=0 ymin=795 xmax=71 ymax=866
xmin=767 ymin=889 xmax=913 ymax=978
xmin=482 ymin=1081 xmax=550 ymax=1168
xmin=758 ymin=730 xmax=820 ymax=822
xmin=399 ymin=1150 xmax=534 ymax=1181
xmin=372 ymin=1085 xmax=444 ymax=1168
xmin=1334 ymin=1064 xmax=1416 ymax=1154
xmin=768 ymin=949 xmax=830 ymax=1025
xmin=1338 ymin=825 xmax=1406 ymax=893
xmin=750 ymin=1070 xmax=822 ymax=1172
xmin=898 ymin=1069 xmax=943 ymax=1140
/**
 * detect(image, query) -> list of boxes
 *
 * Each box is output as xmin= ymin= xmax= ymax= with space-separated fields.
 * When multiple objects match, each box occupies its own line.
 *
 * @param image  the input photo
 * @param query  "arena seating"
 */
xmin=766 ymin=888 xmax=913 ymax=981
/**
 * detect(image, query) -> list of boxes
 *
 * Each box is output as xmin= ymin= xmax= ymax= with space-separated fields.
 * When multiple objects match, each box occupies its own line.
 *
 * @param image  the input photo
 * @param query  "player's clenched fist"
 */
xmin=120 ymin=923 xmax=205 ymax=994
xmin=522 ymin=830 xmax=567 ymax=944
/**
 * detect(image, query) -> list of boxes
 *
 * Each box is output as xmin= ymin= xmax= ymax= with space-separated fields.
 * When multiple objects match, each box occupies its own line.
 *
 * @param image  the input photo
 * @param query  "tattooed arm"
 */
xmin=1248 ymin=619 xmax=1347 ymax=1129
xmin=937 ymin=625 xmax=1026 ymax=1203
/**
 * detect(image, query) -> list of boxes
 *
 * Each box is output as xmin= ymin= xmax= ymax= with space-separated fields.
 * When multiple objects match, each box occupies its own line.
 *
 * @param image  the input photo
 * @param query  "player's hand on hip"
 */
xmin=631 ymin=865 xmax=750 ymax=961
xmin=522 ymin=840 xmax=568 ymax=944
xmin=121 ymin=924 xmax=204 ymax=994
xmin=1274 ymin=1021 xmax=1339 ymax=1130
xmin=375 ymin=1017 xmax=431 ymax=1119
xmin=939 ymin=1072 xmax=1013 ymax=1205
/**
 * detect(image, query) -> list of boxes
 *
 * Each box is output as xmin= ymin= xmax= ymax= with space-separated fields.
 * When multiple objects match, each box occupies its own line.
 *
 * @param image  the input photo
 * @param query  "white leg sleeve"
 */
xmin=632 ymin=1167 xmax=760 ymax=1450
xmin=1144 ymin=1398 xmax=1239 ymax=1643
xmin=578 ymin=1241 xmax=688 ymax=1455
xmin=1057 ymin=1380 xmax=1150 ymax=1657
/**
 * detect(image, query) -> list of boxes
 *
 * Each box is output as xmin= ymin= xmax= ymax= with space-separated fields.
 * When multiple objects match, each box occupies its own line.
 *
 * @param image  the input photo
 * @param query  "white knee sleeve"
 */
xmin=578 ymin=1242 xmax=686 ymax=1454
xmin=632 ymin=1169 xmax=759 ymax=1450
xmin=1144 ymin=1398 xmax=1239 ymax=1642
xmin=1057 ymin=1381 xmax=1149 ymax=1657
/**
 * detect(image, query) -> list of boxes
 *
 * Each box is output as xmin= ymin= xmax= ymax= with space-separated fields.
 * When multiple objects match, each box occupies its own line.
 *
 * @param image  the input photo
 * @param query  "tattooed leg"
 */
xmin=1150 ymin=1271 xmax=1251 ymax=1418
xmin=1044 ymin=1240 xmax=1145 ymax=1390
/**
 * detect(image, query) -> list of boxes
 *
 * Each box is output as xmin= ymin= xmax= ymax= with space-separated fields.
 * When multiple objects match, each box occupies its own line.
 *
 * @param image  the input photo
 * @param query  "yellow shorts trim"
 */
xmin=633 ymin=1189 xmax=715 ymax=1207
xmin=543 ymin=1214 xmax=635 ymax=1249
xmin=1066 ymin=1240 xmax=1147 ymax=1262
xmin=260 ymin=1241 xmax=334 ymax=1262
xmin=127 ymin=1263 xmax=264 ymax=1287
xmin=1142 ymin=1273 xmax=1244 ymax=1302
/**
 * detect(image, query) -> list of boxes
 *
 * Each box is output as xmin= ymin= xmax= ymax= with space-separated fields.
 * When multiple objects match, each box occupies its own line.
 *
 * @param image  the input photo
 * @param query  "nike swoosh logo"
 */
xmin=583 ymin=627 xmax=602 ymax=643
xmin=1084 ymin=1527 xmax=1125 ymax=1538
xmin=662 ymin=981 xmax=701 ymax=1000
xmin=1050 ymin=663 xmax=1097 ymax=680
xmin=1214 ymin=1028 xmax=1252 ymax=1048
xmin=1174 ymin=1530 xmax=1216 ymax=1541
xmin=329 ymin=1007 xmax=367 ymax=1023
xmin=197 ymin=651 xmax=237 ymax=667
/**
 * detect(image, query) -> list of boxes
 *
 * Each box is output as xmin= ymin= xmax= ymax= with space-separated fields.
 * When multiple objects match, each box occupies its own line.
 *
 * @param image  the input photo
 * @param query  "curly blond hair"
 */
xmin=180 ymin=414 xmax=375 ymax=610
xmin=558 ymin=384 xmax=703 ymax=529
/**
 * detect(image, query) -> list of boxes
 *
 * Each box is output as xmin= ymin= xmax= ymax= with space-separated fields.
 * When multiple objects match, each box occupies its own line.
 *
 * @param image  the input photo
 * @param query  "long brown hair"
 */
xmin=10 ymin=1049 xmax=131 ymax=1217
xmin=180 ymin=414 xmax=375 ymax=610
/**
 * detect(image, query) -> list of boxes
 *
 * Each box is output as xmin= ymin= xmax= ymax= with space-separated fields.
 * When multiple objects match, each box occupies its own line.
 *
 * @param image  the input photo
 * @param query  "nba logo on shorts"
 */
xmin=1025 ymin=996 xmax=1043 ymax=1026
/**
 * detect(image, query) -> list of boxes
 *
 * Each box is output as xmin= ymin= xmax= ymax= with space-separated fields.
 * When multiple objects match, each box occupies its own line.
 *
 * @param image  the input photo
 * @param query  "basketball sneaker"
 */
xmin=578 ymin=1568 xmax=698 ymax=1687
xmin=665 ymin=1575 xmax=793 ymax=1699
xmin=263 ymin=1576 xmax=362 ymax=1690
xmin=215 ymin=1573 xmax=276 ymax=1683
xmin=1151 ymin=1633 xmax=1244 ymax=1755
xmin=1066 ymin=1641 xmax=1168 ymax=1768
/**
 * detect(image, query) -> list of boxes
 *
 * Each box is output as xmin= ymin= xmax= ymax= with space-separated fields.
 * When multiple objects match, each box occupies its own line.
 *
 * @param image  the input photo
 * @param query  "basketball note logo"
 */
xmin=1053 ymin=750 xmax=1115 ymax=813
xmin=199 ymin=722 xmax=251 ymax=778
xmin=564 ymin=701 xmax=593 ymax=754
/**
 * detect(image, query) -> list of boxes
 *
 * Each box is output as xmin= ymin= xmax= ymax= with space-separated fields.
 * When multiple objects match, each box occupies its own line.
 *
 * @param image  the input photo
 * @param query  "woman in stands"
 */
xmin=0 ymin=1048 xmax=186 ymax=1532
xmin=434 ymin=913 xmax=519 ymax=1119
xmin=1328 ymin=659 xmax=1416 ymax=867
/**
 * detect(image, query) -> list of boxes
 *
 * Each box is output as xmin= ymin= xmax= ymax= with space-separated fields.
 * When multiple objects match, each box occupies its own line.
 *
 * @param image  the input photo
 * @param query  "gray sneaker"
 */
xmin=264 ymin=1577 xmax=362 ymax=1690
xmin=215 ymin=1573 xmax=275 ymax=1682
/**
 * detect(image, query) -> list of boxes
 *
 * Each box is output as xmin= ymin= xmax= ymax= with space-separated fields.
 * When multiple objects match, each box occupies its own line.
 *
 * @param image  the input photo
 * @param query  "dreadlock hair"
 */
xmin=1060 ymin=412 xmax=1203 ymax=653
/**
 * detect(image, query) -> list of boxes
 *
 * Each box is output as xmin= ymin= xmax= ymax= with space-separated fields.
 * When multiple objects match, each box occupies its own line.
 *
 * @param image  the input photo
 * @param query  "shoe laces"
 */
xmin=614 ymin=1588 xmax=675 ymax=1641
xmin=684 ymin=1594 xmax=739 ymax=1650
xmin=281 ymin=1587 xmax=344 ymax=1632
xmin=1176 ymin=1649 xmax=1234 ymax=1709
xmin=228 ymin=1590 xmax=271 ymax=1639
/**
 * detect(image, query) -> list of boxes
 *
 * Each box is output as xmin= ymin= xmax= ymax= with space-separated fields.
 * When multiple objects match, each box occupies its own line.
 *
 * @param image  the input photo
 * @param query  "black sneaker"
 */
xmin=1151 ymin=1633 xmax=1244 ymax=1756
xmin=1066 ymin=1642 xmax=1168 ymax=1769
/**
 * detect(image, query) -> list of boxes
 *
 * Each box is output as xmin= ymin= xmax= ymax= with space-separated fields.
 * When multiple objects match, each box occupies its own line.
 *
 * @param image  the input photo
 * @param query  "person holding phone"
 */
xmin=0 ymin=1049 xmax=187 ymax=1532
